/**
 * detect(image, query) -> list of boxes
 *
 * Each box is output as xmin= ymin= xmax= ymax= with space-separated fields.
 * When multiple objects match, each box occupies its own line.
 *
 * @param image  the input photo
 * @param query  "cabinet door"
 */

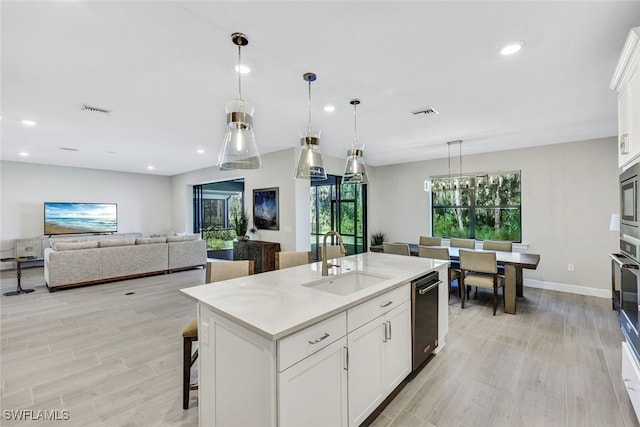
xmin=382 ymin=301 xmax=412 ymax=392
xmin=347 ymin=318 xmax=385 ymax=427
xmin=628 ymin=59 xmax=640 ymax=165
xmin=278 ymin=337 xmax=348 ymax=427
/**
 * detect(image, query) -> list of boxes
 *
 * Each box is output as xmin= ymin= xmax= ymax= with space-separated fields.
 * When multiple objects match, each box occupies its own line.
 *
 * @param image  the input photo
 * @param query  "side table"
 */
xmin=1 ymin=255 xmax=38 ymax=296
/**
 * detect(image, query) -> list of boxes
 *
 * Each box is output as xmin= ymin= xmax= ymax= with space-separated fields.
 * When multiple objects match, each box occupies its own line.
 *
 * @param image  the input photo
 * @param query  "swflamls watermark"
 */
xmin=3 ymin=409 xmax=70 ymax=421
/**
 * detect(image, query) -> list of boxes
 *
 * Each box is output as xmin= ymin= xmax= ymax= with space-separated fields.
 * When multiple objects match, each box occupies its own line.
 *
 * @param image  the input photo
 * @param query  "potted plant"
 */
xmin=233 ymin=210 xmax=250 ymax=241
xmin=371 ymin=231 xmax=385 ymax=246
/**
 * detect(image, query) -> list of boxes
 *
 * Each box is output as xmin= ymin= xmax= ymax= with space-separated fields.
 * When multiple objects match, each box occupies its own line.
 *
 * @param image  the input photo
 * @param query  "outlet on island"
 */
xmin=567 ymin=264 xmax=575 ymax=272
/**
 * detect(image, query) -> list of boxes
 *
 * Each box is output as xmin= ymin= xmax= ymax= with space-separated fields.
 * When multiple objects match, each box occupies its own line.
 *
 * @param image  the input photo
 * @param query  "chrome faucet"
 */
xmin=322 ymin=230 xmax=347 ymax=276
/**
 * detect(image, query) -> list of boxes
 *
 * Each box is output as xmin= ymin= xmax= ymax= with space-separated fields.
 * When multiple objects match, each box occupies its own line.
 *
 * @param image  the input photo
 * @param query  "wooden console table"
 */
xmin=233 ymin=240 xmax=281 ymax=274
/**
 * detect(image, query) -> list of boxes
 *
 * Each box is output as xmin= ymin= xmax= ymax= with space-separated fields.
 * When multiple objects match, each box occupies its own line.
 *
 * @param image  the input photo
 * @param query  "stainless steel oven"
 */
xmin=620 ymin=260 xmax=640 ymax=363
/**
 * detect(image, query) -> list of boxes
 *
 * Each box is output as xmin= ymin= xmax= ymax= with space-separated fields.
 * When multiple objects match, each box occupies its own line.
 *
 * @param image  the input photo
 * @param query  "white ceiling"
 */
xmin=2 ymin=1 xmax=639 ymax=176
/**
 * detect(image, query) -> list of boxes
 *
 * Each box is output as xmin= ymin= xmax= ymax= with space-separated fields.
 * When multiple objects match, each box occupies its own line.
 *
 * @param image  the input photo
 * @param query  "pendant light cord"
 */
xmin=353 ymin=103 xmax=357 ymax=141
xmin=308 ymin=79 xmax=312 ymax=127
xmin=237 ymin=44 xmax=242 ymax=100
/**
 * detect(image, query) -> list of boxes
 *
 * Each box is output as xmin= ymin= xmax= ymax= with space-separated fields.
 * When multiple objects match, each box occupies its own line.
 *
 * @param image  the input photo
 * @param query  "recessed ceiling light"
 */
xmin=21 ymin=120 xmax=36 ymax=126
xmin=234 ymin=65 xmax=250 ymax=74
xmin=147 ymin=165 xmax=155 ymax=170
xmin=324 ymin=105 xmax=335 ymax=112
xmin=500 ymin=41 xmax=524 ymax=56
xmin=18 ymin=151 xmax=29 ymax=157
xmin=196 ymin=149 xmax=205 ymax=154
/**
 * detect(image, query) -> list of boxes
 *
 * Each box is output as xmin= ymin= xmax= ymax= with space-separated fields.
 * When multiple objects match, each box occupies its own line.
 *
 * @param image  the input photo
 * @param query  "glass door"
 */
xmin=310 ymin=175 xmax=367 ymax=261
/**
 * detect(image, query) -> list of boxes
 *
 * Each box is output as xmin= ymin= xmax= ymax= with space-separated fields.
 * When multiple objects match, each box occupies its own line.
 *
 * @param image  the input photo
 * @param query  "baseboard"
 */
xmin=524 ymin=278 xmax=610 ymax=299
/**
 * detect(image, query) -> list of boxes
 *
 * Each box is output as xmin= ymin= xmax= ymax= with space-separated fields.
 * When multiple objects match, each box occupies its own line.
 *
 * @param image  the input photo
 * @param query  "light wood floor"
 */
xmin=0 ymin=268 xmax=637 ymax=426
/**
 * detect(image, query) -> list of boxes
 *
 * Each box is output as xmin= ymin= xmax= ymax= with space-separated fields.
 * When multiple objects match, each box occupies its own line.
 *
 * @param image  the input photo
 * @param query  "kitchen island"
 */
xmin=181 ymin=252 xmax=448 ymax=427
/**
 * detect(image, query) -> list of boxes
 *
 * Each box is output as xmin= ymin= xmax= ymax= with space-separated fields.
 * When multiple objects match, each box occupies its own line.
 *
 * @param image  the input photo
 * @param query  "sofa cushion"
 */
xmin=136 ymin=237 xmax=167 ymax=245
xmin=54 ymin=241 xmax=99 ymax=251
xmin=166 ymin=234 xmax=200 ymax=243
xmin=99 ymin=238 xmax=136 ymax=248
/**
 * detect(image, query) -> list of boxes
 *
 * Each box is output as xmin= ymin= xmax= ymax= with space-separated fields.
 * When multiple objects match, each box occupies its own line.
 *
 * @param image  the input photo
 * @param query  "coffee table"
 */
xmin=1 ymin=255 xmax=38 ymax=296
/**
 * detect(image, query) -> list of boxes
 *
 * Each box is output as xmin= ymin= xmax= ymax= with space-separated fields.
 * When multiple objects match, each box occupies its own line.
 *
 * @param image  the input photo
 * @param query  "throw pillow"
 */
xmin=136 ymin=237 xmax=167 ymax=245
xmin=99 ymin=238 xmax=136 ymax=248
xmin=54 ymin=241 xmax=99 ymax=251
xmin=166 ymin=234 xmax=200 ymax=243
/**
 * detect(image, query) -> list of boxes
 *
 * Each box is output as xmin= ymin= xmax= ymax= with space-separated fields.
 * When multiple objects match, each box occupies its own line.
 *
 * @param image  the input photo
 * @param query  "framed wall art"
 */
xmin=253 ymin=187 xmax=279 ymax=230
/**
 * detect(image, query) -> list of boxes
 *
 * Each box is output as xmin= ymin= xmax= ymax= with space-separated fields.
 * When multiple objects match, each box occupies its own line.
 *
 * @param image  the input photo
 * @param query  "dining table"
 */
xmin=371 ymin=243 xmax=541 ymax=314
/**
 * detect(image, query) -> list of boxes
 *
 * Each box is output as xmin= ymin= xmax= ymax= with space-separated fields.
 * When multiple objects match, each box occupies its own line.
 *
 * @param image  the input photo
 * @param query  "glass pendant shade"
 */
xmin=343 ymin=98 xmax=369 ymax=184
xmin=343 ymin=145 xmax=369 ymax=184
xmin=294 ymin=72 xmax=326 ymax=181
xmin=295 ymin=126 xmax=327 ymax=180
xmin=217 ymin=32 xmax=261 ymax=170
xmin=218 ymin=99 xmax=261 ymax=170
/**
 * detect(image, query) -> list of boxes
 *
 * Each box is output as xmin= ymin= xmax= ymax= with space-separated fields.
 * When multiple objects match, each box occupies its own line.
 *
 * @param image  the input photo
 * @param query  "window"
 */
xmin=431 ymin=171 xmax=521 ymax=241
xmin=310 ymin=175 xmax=367 ymax=260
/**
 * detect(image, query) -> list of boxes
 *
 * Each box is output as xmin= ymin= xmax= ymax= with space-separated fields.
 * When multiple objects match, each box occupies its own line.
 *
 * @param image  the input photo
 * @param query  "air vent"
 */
xmin=412 ymin=107 xmax=439 ymax=116
xmin=59 ymin=147 xmax=79 ymax=152
xmin=82 ymin=104 xmax=111 ymax=115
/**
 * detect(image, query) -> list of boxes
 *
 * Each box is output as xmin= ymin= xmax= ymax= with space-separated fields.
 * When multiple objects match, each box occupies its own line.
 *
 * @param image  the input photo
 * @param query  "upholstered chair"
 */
xmin=481 ymin=240 xmax=512 ymax=275
xmin=382 ymin=242 xmax=411 ymax=256
xmin=418 ymin=245 xmax=460 ymax=300
xmin=482 ymin=240 xmax=513 ymax=252
xmin=459 ymin=250 xmax=504 ymax=315
xmin=182 ymin=260 xmax=254 ymax=409
xmin=275 ymin=251 xmax=312 ymax=269
xmin=318 ymin=245 xmax=348 ymax=260
xmin=449 ymin=238 xmax=476 ymax=249
xmin=419 ymin=236 xmax=442 ymax=246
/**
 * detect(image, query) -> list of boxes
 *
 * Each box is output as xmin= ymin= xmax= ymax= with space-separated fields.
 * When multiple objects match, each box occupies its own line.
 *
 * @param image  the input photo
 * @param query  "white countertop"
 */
xmin=180 ymin=252 xmax=446 ymax=341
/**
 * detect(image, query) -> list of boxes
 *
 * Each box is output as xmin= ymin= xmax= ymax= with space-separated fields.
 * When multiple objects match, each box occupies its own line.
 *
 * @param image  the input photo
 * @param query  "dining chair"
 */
xmin=419 ymin=236 xmax=442 ymax=246
xmin=482 ymin=240 xmax=513 ymax=252
xmin=459 ymin=249 xmax=504 ymax=315
xmin=382 ymin=242 xmax=411 ymax=256
xmin=182 ymin=260 xmax=254 ymax=409
xmin=481 ymin=240 xmax=512 ymax=275
xmin=318 ymin=245 xmax=348 ymax=260
xmin=449 ymin=238 xmax=476 ymax=249
xmin=275 ymin=251 xmax=312 ymax=269
xmin=417 ymin=245 xmax=460 ymax=300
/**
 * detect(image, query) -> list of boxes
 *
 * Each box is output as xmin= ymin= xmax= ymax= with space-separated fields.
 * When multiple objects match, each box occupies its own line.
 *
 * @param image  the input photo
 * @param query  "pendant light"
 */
xmin=343 ymin=98 xmax=369 ymax=184
xmin=295 ymin=72 xmax=327 ymax=180
xmin=217 ymin=32 xmax=262 ymax=170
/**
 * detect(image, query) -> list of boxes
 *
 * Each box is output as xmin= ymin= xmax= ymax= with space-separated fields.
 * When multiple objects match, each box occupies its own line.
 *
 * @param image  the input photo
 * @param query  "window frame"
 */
xmin=430 ymin=170 xmax=522 ymax=242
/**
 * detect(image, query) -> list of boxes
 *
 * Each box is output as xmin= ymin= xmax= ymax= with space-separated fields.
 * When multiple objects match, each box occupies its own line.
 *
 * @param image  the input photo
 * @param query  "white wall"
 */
xmin=0 ymin=161 xmax=173 ymax=255
xmin=369 ymin=137 xmax=620 ymax=294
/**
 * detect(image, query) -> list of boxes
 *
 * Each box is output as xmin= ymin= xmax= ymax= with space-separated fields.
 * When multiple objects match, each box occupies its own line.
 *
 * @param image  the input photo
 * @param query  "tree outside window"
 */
xmin=431 ymin=171 xmax=521 ymax=241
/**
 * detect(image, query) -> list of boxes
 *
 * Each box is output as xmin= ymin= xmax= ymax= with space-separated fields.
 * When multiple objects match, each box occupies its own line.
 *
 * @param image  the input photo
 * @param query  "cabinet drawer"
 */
xmin=348 ymin=283 xmax=410 ymax=333
xmin=278 ymin=311 xmax=346 ymax=372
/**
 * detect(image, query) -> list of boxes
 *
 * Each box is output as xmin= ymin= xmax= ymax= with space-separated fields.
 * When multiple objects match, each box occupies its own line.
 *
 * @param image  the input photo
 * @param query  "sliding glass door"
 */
xmin=310 ymin=175 xmax=367 ymax=260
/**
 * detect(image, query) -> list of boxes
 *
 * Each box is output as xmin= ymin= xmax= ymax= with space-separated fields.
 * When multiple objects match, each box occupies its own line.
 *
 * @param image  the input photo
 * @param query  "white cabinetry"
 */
xmin=622 ymin=341 xmax=640 ymax=421
xmin=347 ymin=284 xmax=411 ymax=426
xmin=196 ymin=281 xmax=419 ymax=427
xmin=277 ymin=312 xmax=348 ymax=427
xmin=611 ymin=27 xmax=640 ymax=169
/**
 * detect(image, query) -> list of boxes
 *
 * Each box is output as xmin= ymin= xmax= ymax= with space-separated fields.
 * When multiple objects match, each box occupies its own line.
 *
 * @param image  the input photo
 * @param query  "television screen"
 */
xmin=44 ymin=202 xmax=118 ymax=235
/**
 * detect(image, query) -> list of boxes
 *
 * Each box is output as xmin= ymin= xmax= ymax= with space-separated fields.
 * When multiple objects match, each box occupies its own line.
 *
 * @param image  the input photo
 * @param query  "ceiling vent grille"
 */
xmin=82 ymin=104 xmax=111 ymax=115
xmin=412 ymin=107 xmax=439 ymax=116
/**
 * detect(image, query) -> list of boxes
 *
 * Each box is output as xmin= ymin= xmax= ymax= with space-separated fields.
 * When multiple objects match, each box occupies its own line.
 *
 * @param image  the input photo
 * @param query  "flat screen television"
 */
xmin=44 ymin=202 xmax=118 ymax=235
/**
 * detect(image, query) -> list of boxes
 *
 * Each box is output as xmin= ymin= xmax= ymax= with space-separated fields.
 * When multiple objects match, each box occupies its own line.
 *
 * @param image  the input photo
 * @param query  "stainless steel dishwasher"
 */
xmin=411 ymin=271 xmax=440 ymax=371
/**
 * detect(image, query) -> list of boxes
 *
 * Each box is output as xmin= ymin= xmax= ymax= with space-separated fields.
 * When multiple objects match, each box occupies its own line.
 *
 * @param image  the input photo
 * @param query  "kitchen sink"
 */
xmin=303 ymin=271 xmax=390 ymax=296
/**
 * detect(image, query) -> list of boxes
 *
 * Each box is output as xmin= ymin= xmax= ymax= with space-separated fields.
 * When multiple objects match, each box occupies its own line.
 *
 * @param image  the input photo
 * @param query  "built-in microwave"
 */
xmin=621 ymin=163 xmax=640 ymax=240
xmin=620 ymin=163 xmax=640 ymax=269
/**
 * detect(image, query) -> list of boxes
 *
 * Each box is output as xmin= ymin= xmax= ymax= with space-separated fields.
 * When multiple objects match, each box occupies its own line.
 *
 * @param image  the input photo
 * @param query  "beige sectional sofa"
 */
xmin=44 ymin=234 xmax=206 ymax=291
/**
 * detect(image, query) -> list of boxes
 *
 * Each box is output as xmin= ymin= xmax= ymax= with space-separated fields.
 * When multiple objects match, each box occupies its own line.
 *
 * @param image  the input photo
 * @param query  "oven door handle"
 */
xmin=418 ymin=281 xmax=442 ymax=295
